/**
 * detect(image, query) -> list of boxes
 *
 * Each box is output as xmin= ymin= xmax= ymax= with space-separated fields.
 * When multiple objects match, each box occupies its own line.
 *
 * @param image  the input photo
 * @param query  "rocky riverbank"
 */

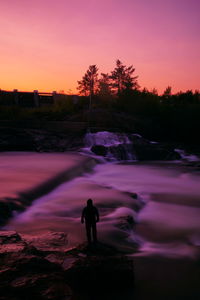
xmin=1 ymin=126 xmax=200 ymax=165
xmin=0 ymin=126 xmax=183 ymax=160
xmin=1 ymin=229 xmax=200 ymax=300
xmin=0 ymin=231 xmax=135 ymax=300
xmin=0 ymin=127 xmax=84 ymax=152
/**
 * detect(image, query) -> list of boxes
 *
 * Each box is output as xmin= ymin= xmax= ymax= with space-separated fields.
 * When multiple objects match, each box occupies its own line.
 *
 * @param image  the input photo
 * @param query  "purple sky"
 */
xmin=0 ymin=0 xmax=199 ymax=93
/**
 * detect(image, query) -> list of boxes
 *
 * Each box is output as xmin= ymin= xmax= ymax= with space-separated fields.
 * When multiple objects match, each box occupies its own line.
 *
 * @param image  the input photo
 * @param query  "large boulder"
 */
xmin=133 ymin=143 xmax=181 ymax=160
xmin=130 ymin=134 xmax=181 ymax=161
xmin=63 ymin=242 xmax=135 ymax=294
xmin=0 ymin=231 xmax=26 ymax=253
xmin=0 ymin=253 xmax=71 ymax=300
xmin=109 ymin=143 xmax=135 ymax=160
xmin=91 ymin=145 xmax=108 ymax=156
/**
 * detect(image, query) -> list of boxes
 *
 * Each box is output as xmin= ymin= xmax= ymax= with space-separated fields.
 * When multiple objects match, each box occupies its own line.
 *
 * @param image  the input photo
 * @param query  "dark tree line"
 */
xmin=114 ymin=87 xmax=200 ymax=147
xmin=0 ymin=60 xmax=199 ymax=149
xmin=77 ymin=62 xmax=200 ymax=148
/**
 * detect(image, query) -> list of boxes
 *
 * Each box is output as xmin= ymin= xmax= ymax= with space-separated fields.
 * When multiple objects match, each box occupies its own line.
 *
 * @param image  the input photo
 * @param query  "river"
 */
xmin=2 ymin=132 xmax=200 ymax=299
xmin=4 ymin=158 xmax=200 ymax=259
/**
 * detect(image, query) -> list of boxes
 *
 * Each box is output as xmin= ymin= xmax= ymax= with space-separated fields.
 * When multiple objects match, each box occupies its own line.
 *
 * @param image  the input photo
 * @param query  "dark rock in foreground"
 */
xmin=0 ymin=231 xmax=135 ymax=300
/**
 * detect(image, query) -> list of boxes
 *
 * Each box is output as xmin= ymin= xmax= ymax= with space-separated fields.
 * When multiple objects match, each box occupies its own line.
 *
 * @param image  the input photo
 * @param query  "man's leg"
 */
xmin=92 ymin=223 xmax=97 ymax=243
xmin=86 ymin=222 xmax=92 ymax=244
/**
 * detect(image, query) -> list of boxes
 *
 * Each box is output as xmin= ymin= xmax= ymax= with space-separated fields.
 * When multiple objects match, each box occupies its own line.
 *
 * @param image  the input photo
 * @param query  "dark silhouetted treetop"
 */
xmin=98 ymin=73 xmax=112 ymax=97
xmin=110 ymin=59 xmax=139 ymax=95
xmin=77 ymin=65 xmax=99 ymax=96
xmin=151 ymin=88 xmax=158 ymax=95
xmin=163 ymin=86 xmax=172 ymax=98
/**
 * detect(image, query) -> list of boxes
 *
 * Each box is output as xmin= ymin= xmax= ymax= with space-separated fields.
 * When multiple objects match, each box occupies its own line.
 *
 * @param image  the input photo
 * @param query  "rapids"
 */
xmin=82 ymin=131 xmax=136 ymax=161
xmin=2 ymin=131 xmax=200 ymax=256
xmin=4 ymin=159 xmax=200 ymax=258
xmin=2 ymin=132 xmax=200 ymax=300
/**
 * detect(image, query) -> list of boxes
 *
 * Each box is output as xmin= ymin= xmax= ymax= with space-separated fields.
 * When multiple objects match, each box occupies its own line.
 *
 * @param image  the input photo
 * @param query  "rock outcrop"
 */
xmin=0 ymin=231 xmax=135 ymax=300
xmin=0 ymin=126 xmax=189 ymax=161
xmin=0 ymin=127 xmax=84 ymax=152
xmin=90 ymin=133 xmax=181 ymax=161
xmin=129 ymin=134 xmax=181 ymax=161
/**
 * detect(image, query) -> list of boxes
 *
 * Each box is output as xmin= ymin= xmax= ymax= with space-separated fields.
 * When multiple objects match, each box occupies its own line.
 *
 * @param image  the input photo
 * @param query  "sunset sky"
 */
xmin=0 ymin=0 xmax=199 ymax=94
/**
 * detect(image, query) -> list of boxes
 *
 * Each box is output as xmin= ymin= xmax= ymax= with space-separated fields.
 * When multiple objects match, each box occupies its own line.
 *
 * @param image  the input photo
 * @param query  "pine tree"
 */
xmin=110 ymin=59 xmax=138 ymax=95
xmin=77 ymin=65 xmax=99 ymax=96
xmin=163 ymin=86 xmax=172 ymax=98
xmin=98 ymin=73 xmax=112 ymax=97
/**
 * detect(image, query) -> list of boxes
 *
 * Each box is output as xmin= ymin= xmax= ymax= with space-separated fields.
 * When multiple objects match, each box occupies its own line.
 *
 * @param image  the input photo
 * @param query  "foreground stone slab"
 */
xmin=0 ymin=231 xmax=135 ymax=300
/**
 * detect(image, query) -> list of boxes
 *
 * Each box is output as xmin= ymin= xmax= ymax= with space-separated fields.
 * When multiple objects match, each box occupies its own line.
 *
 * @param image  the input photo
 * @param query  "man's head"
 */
xmin=87 ymin=199 xmax=93 ymax=206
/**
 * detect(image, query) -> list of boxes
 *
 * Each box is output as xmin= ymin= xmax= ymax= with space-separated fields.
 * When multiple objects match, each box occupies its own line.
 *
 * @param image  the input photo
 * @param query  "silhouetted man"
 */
xmin=81 ymin=199 xmax=99 ymax=244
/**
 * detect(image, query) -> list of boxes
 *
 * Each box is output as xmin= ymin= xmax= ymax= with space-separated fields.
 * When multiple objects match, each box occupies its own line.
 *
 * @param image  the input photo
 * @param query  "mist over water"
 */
xmin=87 ymin=163 xmax=200 ymax=255
xmin=5 ymin=156 xmax=200 ymax=257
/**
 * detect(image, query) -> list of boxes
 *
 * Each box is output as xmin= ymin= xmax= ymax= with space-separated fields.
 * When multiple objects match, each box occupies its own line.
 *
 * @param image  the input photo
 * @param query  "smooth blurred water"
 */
xmin=5 ymin=159 xmax=200 ymax=258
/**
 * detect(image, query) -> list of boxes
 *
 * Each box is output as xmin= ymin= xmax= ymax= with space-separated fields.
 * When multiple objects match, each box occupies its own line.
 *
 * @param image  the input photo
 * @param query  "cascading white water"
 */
xmin=82 ymin=131 xmax=200 ymax=163
xmin=84 ymin=131 xmax=131 ymax=147
xmin=174 ymin=149 xmax=199 ymax=162
xmin=83 ymin=131 xmax=136 ymax=161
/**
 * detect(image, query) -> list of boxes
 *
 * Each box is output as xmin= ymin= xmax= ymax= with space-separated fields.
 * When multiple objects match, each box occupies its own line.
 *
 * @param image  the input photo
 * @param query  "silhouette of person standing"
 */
xmin=81 ymin=199 xmax=99 ymax=244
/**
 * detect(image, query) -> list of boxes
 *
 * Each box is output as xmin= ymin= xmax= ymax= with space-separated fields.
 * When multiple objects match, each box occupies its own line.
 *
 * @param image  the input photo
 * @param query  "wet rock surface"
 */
xmin=0 ymin=231 xmax=135 ymax=300
xmin=1 ymin=126 xmax=195 ymax=162
xmin=91 ymin=145 xmax=108 ymax=156
xmin=0 ymin=126 xmax=180 ymax=161
xmin=130 ymin=135 xmax=181 ymax=161
xmin=0 ymin=127 xmax=84 ymax=152
xmin=90 ymin=133 xmax=181 ymax=161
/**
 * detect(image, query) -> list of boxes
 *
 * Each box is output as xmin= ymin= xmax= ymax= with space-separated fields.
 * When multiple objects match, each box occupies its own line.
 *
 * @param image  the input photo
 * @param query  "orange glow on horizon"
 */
xmin=0 ymin=0 xmax=199 ymax=95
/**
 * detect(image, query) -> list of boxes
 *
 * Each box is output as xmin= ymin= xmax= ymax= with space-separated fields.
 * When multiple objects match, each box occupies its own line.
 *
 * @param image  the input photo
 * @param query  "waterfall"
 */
xmin=83 ymin=131 xmax=136 ymax=161
xmin=82 ymin=131 xmax=200 ymax=163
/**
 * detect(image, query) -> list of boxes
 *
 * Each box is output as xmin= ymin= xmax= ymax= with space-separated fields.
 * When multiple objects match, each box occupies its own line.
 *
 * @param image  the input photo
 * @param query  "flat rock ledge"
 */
xmin=0 ymin=231 xmax=135 ymax=300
